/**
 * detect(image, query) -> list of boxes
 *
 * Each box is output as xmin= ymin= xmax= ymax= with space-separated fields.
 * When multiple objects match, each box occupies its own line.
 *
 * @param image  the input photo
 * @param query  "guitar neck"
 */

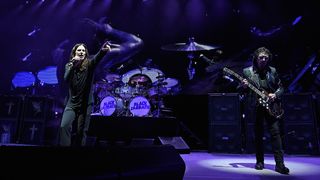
xmin=223 ymin=67 xmax=266 ymax=98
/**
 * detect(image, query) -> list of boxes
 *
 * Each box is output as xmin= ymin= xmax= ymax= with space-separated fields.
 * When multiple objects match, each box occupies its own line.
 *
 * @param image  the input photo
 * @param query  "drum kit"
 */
xmin=95 ymin=67 xmax=182 ymax=117
xmin=95 ymin=37 xmax=220 ymax=117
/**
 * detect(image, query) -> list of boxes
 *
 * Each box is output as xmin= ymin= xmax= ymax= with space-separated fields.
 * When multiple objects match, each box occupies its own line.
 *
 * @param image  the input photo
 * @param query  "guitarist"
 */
xmin=240 ymin=47 xmax=289 ymax=174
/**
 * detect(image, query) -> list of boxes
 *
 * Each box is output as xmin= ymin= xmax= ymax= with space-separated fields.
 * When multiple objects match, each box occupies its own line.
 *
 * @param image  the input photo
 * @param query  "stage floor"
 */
xmin=181 ymin=151 xmax=320 ymax=180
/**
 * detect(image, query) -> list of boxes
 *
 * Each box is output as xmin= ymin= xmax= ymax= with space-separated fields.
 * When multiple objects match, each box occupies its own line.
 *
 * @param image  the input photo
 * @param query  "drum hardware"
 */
xmin=161 ymin=37 xmax=221 ymax=80
xmin=115 ymin=83 xmax=136 ymax=99
xmin=161 ymin=37 xmax=221 ymax=52
xmin=94 ymin=65 xmax=181 ymax=117
xmin=149 ymin=80 xmax=167 ymax=118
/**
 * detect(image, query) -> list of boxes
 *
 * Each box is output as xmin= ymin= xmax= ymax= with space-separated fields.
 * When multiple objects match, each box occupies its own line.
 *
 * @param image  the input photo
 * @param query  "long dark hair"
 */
xmin=69 ymin=43 xmax=89 ymax=60
xmin=69 ymin=43 xmax=89 ymax=70
xmin=252 ymin=47 xmax=272 ymax=70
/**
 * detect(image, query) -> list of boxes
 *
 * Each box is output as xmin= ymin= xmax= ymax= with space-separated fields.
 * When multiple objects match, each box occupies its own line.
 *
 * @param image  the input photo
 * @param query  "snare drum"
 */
xmin=100 ymin=96 xmax=124 ymax=116
xmin=129 ymin=96 xmax=151 ymax=117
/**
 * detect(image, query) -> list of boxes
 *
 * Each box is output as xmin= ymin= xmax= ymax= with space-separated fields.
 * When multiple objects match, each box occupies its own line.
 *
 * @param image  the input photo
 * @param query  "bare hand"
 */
xmin=268 ymin=93 xmax=276 ymax=102
xmin=101 ymin=42 xmax=111 ymax=52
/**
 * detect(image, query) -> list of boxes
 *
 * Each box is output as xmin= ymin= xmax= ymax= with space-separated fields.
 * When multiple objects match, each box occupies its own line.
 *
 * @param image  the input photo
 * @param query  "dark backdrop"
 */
xmin=1 ymin=0 xmax=319 ymax=95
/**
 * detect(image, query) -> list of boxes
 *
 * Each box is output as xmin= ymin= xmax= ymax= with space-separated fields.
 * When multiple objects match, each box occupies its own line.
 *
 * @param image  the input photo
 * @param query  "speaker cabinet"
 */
xmin=282 ymin=93 xmax=319 ymax=154
xmin=0 ymin=95 xmax=23 ymax=143
xmin=208 ymin=93 xmax=242 ymax=153
xmin=18 ymin=96 xmax=54 ymax=145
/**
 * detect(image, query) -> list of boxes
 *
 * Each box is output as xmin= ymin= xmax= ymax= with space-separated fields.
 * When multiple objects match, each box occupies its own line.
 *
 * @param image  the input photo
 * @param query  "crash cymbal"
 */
xmin=161 ymin=37 xmax=220 ymax=52
xmin=153 ymin=81 xmax=168 ymax=86
xmin=105 ymin=73 xmax=121 ymax=83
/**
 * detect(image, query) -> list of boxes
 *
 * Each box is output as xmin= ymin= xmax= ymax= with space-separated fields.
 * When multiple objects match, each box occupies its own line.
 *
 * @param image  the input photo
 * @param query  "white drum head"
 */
xmin=100 ymin=96 xmax=117 ymax=116
xmin=129 ymin=96 xmax=151 ymax=117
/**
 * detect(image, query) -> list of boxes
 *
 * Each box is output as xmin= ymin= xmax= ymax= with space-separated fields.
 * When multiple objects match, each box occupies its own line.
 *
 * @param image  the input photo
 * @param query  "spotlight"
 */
xmin=22 ymin=52 xmax=32 ymax=62
xmin=27 ymin=28 xmax=41 ymax=37
xmin=292 ymin=16 xmax=302 ymax=26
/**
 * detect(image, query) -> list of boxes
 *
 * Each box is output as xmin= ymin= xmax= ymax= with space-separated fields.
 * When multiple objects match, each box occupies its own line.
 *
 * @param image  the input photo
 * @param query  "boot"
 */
xmin=275 ymin=163 xmax=290 ymax=174
xmin=255 ymin=162 xmax=264 ymax=170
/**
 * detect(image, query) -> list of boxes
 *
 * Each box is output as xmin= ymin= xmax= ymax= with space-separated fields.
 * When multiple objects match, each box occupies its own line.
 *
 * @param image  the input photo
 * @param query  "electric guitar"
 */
xmin=223 ymin=67 xmax=284 ymax=119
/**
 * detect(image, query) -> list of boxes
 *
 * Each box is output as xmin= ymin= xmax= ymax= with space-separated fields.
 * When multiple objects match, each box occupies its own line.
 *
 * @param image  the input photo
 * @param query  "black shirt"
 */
xmin=64 ymin=50 xmax=106 ymax=109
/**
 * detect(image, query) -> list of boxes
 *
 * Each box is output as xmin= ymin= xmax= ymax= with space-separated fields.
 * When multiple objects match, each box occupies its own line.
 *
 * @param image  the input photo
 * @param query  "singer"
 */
xmin=57 ymin=19 xmax=143 ymax=146
xmin=57 ymin=42 xmax=112 ymax=146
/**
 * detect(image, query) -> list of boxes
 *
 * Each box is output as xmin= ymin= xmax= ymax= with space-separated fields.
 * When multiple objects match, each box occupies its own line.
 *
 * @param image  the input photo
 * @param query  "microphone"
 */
xmin=199 ymin=54 xmax=215 ymax=65
xmin=67 ymin=59 xmax=75 ymax=66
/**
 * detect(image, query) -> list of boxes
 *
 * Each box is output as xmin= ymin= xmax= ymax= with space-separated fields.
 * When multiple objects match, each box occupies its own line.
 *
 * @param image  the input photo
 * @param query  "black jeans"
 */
xmin=255 ymin=105 xmax=284 ymax=164
xmin=58 ymin=105 xmax=92 ymax=146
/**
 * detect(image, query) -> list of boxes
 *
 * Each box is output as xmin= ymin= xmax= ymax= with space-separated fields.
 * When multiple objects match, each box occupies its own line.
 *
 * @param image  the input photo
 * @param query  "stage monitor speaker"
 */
xmin=208 ymin=93 xmax=242 ymax=153
xmin=0 ymin=95 xmax=23 ymax=144
xmin=158 ymin=136 xmax=190 ymax=154
xmin=282 ymin=93 xmax=319 ymax=154
xmin=0 ymin=145 xmax=185 ymax=180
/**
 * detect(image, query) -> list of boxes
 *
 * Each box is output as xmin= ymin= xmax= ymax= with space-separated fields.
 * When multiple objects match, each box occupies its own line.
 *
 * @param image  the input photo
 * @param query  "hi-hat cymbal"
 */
xmin=161 ymin=37 xmax=220 ymax=52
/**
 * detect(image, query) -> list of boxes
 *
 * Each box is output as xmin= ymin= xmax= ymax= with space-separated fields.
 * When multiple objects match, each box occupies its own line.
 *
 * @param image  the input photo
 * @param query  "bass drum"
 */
xmin=129 ymin=96 xmax=151 ymax=117
xmin=99 ymin=96 xmax=124 ymax=116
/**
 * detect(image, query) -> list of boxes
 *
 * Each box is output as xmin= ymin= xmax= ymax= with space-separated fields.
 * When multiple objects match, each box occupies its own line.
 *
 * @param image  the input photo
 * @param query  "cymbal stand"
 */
xmin=187 ymin=53 xmax=196 ymax=80
xmin=152 ymin=78 xmax=165 ymax=118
